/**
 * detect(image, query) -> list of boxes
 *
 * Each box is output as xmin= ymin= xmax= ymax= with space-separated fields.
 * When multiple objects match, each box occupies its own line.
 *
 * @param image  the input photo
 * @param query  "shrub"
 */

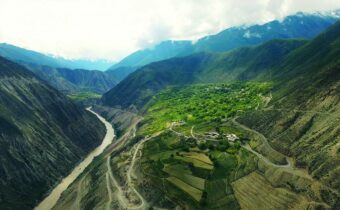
xmin=198 ymin=143 xmax=207 ymax=150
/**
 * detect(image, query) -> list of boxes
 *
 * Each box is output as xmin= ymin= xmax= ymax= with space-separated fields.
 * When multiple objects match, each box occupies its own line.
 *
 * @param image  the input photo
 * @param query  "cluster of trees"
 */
xmin=153 ymin=82 xmax=270 ymax=125
xmin=198 ymin=140 xmax=241 ymax=153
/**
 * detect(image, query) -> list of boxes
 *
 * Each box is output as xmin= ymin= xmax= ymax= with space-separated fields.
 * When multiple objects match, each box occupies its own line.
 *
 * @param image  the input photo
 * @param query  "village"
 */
xmin=171 ymin=120 xmax=240 ymax=145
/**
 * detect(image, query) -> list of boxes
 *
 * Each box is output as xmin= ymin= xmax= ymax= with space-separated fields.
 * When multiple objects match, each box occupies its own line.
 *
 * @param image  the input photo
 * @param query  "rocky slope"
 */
xmin=0 ymin=57 xmax=106 ymax=210
xmin=24 ymin=64 xmax=118 ymax=94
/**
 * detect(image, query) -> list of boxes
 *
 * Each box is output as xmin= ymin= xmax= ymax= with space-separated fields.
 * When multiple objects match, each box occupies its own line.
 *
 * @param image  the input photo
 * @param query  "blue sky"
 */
xmin=0 ymin=0 xmax=339 ymax=61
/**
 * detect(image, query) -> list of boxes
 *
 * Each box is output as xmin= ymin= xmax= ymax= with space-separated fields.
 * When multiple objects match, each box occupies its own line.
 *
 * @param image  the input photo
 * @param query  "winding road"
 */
xmin=231 ymin=117 xmax=316 ymax=180
xmin=106 ymin=155 xmax=130 ymax=209
xmin=34 ymin=107 xmax=115 ymax=210
xmin=104 ymin=118 xmax=158 ymax=210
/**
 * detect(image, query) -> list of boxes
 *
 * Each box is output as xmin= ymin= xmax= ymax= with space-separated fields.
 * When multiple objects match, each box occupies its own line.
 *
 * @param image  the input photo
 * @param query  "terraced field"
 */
xmin=163 ymin=164 xmax=206 ymax=190
xmin=176 ymin=155 xmax=214 ymax=170
xmin=166 ymin=177 xmax=203 ymax=201
xmin=232 ymin=172 xmax=308 ymax=210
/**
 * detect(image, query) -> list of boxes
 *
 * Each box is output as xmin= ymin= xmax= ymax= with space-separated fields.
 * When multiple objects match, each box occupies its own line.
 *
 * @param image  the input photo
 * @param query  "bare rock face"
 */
xmin=0 ymin=57 xmax=105 ymax=210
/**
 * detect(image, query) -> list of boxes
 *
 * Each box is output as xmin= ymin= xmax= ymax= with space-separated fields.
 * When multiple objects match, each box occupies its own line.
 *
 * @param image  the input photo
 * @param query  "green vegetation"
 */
xmin=140 ymin=82 xmax=272 ymax=135
xmin=141 ymin=130 xmax=257 ymax=209
xmin=102 ymin=38 xmax=305 ymax=109
xmin=138 ymin=81 xmax=271 ymax=209
xmin=68 ymin=91 xmax=101 ymax=102
xmin=52 ymin=22 xmax=340 ymax=210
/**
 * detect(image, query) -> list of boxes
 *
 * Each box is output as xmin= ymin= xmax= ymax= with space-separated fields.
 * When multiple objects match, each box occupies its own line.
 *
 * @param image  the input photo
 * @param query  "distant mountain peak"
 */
xmin=109 ymin=9 xmax=339 ymax=78
xmin=0 ymin=43 xmax=115 ymax=70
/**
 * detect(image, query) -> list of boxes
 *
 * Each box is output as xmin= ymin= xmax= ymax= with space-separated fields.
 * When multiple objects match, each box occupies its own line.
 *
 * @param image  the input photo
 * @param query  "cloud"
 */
xmin=0 ymin=0 xmax=339 ymax=60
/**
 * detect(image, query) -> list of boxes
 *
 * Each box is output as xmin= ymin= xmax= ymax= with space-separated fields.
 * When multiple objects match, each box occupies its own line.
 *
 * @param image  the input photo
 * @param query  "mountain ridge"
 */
xmin=0 ymin=56 xmax=106 ymax=210
xmin=101 ymin=38 xmax=308 ymax=109
xmin=107 ymin=11 xmax=339 ymax=81
xmin=0 ymin=43 xmax=114 ymax=71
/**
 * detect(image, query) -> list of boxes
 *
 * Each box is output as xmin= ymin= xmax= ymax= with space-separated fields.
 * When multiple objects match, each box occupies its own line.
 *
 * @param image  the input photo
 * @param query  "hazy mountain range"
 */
xmin=108 ymin=11 xmax=340 ymax=74
xmin=0 ymin=43 xmax=114 ymax=71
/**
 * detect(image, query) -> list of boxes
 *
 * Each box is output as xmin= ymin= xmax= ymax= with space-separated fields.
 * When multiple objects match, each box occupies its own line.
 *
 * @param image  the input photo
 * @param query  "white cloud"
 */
xmin=0 ymin=0 xmax=339 ymax=60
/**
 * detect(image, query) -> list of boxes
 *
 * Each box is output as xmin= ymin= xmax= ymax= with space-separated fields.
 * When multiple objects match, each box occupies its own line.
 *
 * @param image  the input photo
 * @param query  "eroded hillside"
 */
xmin=0 ymin=57 xmax=105 ymax=210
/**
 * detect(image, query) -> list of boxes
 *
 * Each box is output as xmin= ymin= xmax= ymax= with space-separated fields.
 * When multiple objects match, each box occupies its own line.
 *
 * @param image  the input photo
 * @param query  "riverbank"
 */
xmin=34 ymin=108 xmax=115 ymax=210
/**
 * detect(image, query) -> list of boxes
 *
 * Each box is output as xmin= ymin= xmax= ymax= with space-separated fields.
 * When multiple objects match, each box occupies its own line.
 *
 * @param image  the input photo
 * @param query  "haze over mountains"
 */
xmin=102 ymin=12 xmax=340 ymax=109
xmin=108 ymin=11 xmax=340 ymax=73
xmin=1 ymin=11 xmax=339 ymax=88
xmin=0 ymin=44 xmax=118 ymax=94
xmin=0 ymin=43 xmax=114 ymax=71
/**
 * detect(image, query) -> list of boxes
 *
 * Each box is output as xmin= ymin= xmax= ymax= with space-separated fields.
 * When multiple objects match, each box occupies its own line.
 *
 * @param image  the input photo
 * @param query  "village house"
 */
xmin=225 ymin=133 xmax=239 ymax=142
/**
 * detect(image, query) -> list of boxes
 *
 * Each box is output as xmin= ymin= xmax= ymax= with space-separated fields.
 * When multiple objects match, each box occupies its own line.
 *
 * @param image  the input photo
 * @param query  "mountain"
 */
xmin=54 ymin=57 xmax=115 ymax=71
xmin=107 ymin=11 xmax=339 ymax=80
xmin=0 ymin=44 xmax=118 ymax=94
xmin=0 ymin=43 xmax=114 ymax=70
xmin=109 ymin=40 xmax=194 ymax=69
xmin=235 ymin=20 xmax=340 ymax=192
xmin=194 ymin=11 xmax=340 ymax=52
xmin=0 ymin=56 xmax=106 ymax=210
xmin=24 ymin=64 xmax=118 ymax=94
xmin=101 ymin=38 xmax=308 ymax=109
xmin=105 ymin=66 xmax=138 ymax=82
xmin=0 ymin=43 xmax=61 ymax=67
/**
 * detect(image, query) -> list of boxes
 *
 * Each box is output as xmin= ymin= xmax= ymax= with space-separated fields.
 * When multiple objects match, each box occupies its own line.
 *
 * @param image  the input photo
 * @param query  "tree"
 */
xmin=234 ymin=142 xmax=241 ymax=149
xmin=182 ymin=145 xmax=190 ymax=152
xmin=213 ymin=159 xmax=219 ymax=167
xmin=200 ymin=190 xmax=208 ymax=206
xmin=198 ymin=143 xmax=207 ymax=150
xmin=208 ymin=143 xmax=215 ymax=151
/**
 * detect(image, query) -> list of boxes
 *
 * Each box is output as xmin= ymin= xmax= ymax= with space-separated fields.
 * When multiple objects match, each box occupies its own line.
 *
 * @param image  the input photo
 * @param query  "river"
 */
xmin=34 ymin=108 xmax=115 ymax=210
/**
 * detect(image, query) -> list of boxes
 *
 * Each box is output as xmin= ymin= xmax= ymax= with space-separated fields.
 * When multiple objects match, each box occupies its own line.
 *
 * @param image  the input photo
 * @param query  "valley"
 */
xmin=0 ymin=5 xmax=339 ymax=210
xmin=35 ymin=108 xmax=115 ymax=210
xmin=53 ymin=80 xmax=339 ymax=209
xmin=53 ymin=21 xmax=339 ymax=210
xmin=0 ymin=57 xmax=106 ymax=210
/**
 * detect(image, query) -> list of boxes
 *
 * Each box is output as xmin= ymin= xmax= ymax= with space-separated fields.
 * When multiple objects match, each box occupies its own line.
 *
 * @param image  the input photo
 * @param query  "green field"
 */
xmin=139 ymin=82 xmax=272 ymax=135
xmin=166 ymin=176 xmax=203 ymax=201
xmin=67 ymin=91 xmax=101 ymax=102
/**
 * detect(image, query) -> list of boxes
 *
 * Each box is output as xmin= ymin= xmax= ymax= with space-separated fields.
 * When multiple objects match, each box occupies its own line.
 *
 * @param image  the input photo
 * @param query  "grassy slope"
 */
xmin=102 ymin=39 xmax=306 ymax=109
xmin=139 ymin=82 xmax=271 ymax=135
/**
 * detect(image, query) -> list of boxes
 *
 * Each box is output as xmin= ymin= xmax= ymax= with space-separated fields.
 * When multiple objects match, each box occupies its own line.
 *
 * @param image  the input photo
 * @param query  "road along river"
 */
xmin=34 ymin=107 xmax=115 ymax=210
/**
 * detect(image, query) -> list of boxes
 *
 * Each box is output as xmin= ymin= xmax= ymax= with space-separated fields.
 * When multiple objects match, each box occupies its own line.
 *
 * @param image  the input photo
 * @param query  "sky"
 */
xmin=0 ymin=0 xmax=339 ymax=61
